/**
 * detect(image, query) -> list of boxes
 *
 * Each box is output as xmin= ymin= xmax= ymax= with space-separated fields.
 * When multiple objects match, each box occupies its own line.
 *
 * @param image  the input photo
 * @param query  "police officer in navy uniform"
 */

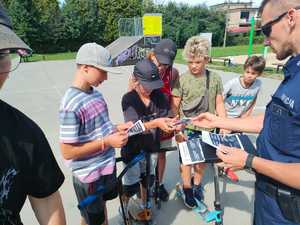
xmin=192 ymin=0 xmax=300 ymax=224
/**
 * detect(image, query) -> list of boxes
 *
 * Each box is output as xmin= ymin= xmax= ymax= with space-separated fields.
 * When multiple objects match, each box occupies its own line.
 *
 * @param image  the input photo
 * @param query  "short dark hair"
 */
xmin=244 ymin=56 xmax=266 ymax=74
xmin=259 ymin=0 xmax=300 ymax=15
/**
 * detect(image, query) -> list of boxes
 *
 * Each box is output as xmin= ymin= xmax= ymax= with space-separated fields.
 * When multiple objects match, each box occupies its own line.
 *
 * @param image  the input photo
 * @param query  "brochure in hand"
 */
xmin=178 ymin=132 xmax=256 ymax=165
xmin=127 ymin=120 xmax=145 ymax=137
xmin=201 ymin=131 xmax=256 ymax=155
xmin=202 ymin=131 xmax=243 ymax=149
xmin=178 ymin=138 xmax=219 ymax=165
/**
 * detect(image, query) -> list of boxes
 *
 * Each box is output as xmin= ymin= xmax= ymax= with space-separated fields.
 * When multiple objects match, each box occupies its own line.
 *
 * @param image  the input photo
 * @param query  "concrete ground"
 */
xmin=1 ymin=61 xmax=281 ymax=225
xmin=223 ymin=52 xmax=287 ymax=69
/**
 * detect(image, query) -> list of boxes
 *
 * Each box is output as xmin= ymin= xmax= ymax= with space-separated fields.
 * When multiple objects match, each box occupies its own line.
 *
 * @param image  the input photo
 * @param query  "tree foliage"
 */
xmin=3 ymin=0 xmax=228 ymax=53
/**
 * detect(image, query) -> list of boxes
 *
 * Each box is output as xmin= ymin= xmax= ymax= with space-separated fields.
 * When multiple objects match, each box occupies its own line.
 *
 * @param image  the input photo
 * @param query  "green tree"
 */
xmin=99 ymin=0 xmax=143 ymax=45
xmin=1 ymin=0 xmax=12 ymax=8
xmin=8 ymin=0 xmax=42 ymax=52
xmin=61 ymin=0 xmax=103 ymax=51
xmin=142 ymin=0 xmax=156 ymax=14
xmin=34 ymin=0 xmax=63 ymax=52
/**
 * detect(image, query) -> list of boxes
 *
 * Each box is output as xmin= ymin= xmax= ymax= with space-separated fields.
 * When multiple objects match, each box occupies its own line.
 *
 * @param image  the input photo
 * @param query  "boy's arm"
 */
xmin=29 ymin=191 xmax=66 ymax=225
xmin=170 ymin=96 xmax=181 ymax=117
xmin=170 ymin=75 xmax=182 ymax=116
xmin=216 ymin=94 xmax=231 ymax=134
xmin=60 ymin=132 xmax=128 ymax=160
xmin=215 ymin=94 xmax=227 ymax=118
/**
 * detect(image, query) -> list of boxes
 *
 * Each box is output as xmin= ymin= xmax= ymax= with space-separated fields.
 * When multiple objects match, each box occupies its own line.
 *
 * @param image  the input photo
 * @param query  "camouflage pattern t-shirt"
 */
xmin=172 ymin=70 xmax=223 ymax=131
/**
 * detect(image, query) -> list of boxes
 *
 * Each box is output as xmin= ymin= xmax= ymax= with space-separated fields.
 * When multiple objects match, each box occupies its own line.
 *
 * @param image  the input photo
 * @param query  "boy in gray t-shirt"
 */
xmin=224 ymin=56 xmax=266 ymax=119
xmin=222 ymin=56 xmax=265 ymax=182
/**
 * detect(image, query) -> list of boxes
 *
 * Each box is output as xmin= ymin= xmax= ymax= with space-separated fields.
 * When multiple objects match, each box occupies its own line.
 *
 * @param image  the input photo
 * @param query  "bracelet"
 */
xmin=100 ymin=137 xmax=105 ymax=151
xmin=244 ymin=153 xmax=255 ymax=169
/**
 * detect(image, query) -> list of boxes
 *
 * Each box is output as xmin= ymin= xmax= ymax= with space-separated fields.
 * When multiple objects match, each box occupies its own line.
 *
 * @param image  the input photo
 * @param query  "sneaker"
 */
xmin=183 ymin=187 xmax=196 ymax=208
xmin=158 ymin=184 xmax=169 ymax=202
xmin=193 ymin=184 xmax=204 ymax=202
xmin=225 ymin=168 xmax=239 ymax=182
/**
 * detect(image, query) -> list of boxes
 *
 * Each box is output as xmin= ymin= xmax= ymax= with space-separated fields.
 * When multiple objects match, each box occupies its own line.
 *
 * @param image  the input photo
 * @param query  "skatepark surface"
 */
xmin=1 ymin=60 xmax=281 ymax=225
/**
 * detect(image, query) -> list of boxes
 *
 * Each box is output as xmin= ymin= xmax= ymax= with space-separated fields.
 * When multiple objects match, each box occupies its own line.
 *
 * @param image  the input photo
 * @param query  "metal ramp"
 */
xmin=106 ymin=36 xmax=144 ymax=66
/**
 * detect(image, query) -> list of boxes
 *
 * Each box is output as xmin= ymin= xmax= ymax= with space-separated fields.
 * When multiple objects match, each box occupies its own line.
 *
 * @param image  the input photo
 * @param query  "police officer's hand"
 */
xmin=105 ymin=131 xmax=128 ymax=148
xmin=191 ymin=112 xmax=219 ymax=129
xmin=216 ymin=145 xmax=248 ymax=170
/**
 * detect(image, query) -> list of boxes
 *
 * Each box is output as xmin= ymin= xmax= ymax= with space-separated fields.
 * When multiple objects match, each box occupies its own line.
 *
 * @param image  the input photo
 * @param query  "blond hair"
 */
xmin=182 ymin=36 xmax=210 ymax=61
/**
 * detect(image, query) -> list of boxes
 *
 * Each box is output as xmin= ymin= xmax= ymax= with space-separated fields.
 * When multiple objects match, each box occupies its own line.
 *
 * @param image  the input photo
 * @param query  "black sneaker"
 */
xmin=158 ymin=184 xmax=169 ymax=202
xmin=183 ymin=187 xmax=196 ymax=208
xmin=193 ymin=184 xmax=204 ymax=203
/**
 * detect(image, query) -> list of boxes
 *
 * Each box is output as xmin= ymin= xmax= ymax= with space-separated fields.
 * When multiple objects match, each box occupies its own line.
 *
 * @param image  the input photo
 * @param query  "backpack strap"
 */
xmin=205 ymin=69 xmax=210 ymax=90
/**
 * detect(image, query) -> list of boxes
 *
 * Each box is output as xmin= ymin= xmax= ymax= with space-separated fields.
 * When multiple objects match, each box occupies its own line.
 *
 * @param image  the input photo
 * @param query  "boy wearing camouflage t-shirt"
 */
xmin=172 ymin=36 xmax=227 ymax=208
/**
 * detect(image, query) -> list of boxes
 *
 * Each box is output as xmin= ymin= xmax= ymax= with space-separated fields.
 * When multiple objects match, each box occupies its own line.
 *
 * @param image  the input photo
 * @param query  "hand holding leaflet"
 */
xmin=173 ymin=118 xmax=191 ymax=126
xmin=127 ymin=120 xmax=145 ymax=137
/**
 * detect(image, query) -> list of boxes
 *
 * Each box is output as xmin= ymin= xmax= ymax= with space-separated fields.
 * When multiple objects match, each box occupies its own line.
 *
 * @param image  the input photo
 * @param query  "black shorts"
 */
xmin=73 ymin=170 xmax=118 ymax=225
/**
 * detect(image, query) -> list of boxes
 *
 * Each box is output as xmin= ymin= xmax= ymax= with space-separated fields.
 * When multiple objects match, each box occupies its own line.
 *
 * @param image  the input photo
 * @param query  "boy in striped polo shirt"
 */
xmin=59 ymin=43 xmax=132 ymax=225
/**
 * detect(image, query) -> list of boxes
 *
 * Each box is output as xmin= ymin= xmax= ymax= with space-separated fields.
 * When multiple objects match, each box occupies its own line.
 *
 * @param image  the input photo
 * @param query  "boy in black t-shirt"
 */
xmin=0 ymin=4 xmax=65 ymax=225
xmin=121 ymin=59 xmax=176 ymax=220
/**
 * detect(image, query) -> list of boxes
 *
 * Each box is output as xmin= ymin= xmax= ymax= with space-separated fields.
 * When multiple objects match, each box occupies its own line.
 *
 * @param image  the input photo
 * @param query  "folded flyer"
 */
xmin=127 ymin=120 xmax=145 ymax=137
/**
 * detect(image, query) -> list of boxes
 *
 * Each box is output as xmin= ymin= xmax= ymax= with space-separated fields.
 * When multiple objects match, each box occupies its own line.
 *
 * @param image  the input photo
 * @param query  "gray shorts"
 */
xmin=73 ymin=170 xmax=118 ymax=225
xmin=122 ymin=153 xmax=157 ymax=186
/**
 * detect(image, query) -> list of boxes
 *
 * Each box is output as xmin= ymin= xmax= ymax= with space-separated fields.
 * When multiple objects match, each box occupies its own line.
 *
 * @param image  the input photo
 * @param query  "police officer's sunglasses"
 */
xmin=261 ymin=6 xmax=300 ymax=37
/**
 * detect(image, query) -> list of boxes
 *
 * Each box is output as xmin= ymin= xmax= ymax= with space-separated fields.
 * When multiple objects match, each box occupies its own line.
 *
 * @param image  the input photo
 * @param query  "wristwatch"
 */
xmin=244 ymin=153 xmax=255 ymax=170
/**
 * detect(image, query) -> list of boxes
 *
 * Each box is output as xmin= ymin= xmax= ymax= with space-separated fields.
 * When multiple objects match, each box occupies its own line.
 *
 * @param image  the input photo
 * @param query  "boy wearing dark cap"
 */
xmin=128 ymin=39 xmax=179 ymax=201
xmin=121 ymin=58 xmax=176 ymax=221
xmin=59 ymin=42 xmax=132 ymax=225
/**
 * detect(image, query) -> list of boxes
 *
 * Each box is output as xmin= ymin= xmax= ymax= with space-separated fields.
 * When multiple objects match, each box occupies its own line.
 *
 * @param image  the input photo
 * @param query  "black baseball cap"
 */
xmin=0 ymin=4 xmax=31 ymax=53
xmin=133 ymin=59 xmax=163 ymax=90
xmin=153 ymin=39 xmax=177 ymax=66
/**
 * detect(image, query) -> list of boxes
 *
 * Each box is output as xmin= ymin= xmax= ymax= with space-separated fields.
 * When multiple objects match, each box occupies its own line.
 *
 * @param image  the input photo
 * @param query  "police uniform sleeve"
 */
xmin=27 ymin=124 xmax=64 ymax=198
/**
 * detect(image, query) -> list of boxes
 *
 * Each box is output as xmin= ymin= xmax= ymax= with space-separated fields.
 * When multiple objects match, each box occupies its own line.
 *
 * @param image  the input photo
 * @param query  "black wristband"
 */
xmin=244 ymin=154 xmax=255 ymax=169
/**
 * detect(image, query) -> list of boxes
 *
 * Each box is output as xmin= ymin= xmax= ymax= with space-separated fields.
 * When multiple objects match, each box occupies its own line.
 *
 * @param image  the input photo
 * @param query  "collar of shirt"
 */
xmin=283 ymin=54 xmax=300 ymax=79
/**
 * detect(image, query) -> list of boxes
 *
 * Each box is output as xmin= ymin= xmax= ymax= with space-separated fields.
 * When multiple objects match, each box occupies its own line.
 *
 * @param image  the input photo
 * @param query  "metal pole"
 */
xmin=223 ymin=15 xmax=228 ymax=48
xmin=248 ymin=16 xmax=255 ymax=56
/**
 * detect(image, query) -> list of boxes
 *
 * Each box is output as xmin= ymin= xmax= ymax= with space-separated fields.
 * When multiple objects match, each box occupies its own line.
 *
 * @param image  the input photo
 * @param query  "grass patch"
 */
xmin=23 ymin=45 xmax=282 ymax=79
xmin=175 ymin=44 xmax=283 ymax=79
xmin=25 ymin=52 xmax=76 ymax=62
xmin=175 ymin=44 xmax=265 ymax=64
xmin=26 ymin=45 xmax=265 ymax=63
xmin=207 ymin=61 xmax=283 ymax=80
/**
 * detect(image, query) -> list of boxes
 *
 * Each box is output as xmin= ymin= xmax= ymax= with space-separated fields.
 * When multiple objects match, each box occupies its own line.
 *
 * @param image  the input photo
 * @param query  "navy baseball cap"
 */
xmin=0 ymin=4 xmax=31 ymax=53
xmin=133 ymin=59 xmax=163 ymax=90
xmin=154 ymin=39 xmax=177 ymax=66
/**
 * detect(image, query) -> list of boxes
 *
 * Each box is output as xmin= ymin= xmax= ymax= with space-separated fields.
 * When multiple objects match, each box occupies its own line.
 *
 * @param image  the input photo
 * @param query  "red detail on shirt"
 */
xmin=159 ymin=67 xmax=174 ymax=141
xmin=160 ymin=67 xmax=172 ymax=102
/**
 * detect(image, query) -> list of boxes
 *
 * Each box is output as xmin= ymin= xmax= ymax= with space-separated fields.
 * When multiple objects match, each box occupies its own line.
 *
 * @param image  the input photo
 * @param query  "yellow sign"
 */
xmin=143 ymin=14 xmax=162 ymax=36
